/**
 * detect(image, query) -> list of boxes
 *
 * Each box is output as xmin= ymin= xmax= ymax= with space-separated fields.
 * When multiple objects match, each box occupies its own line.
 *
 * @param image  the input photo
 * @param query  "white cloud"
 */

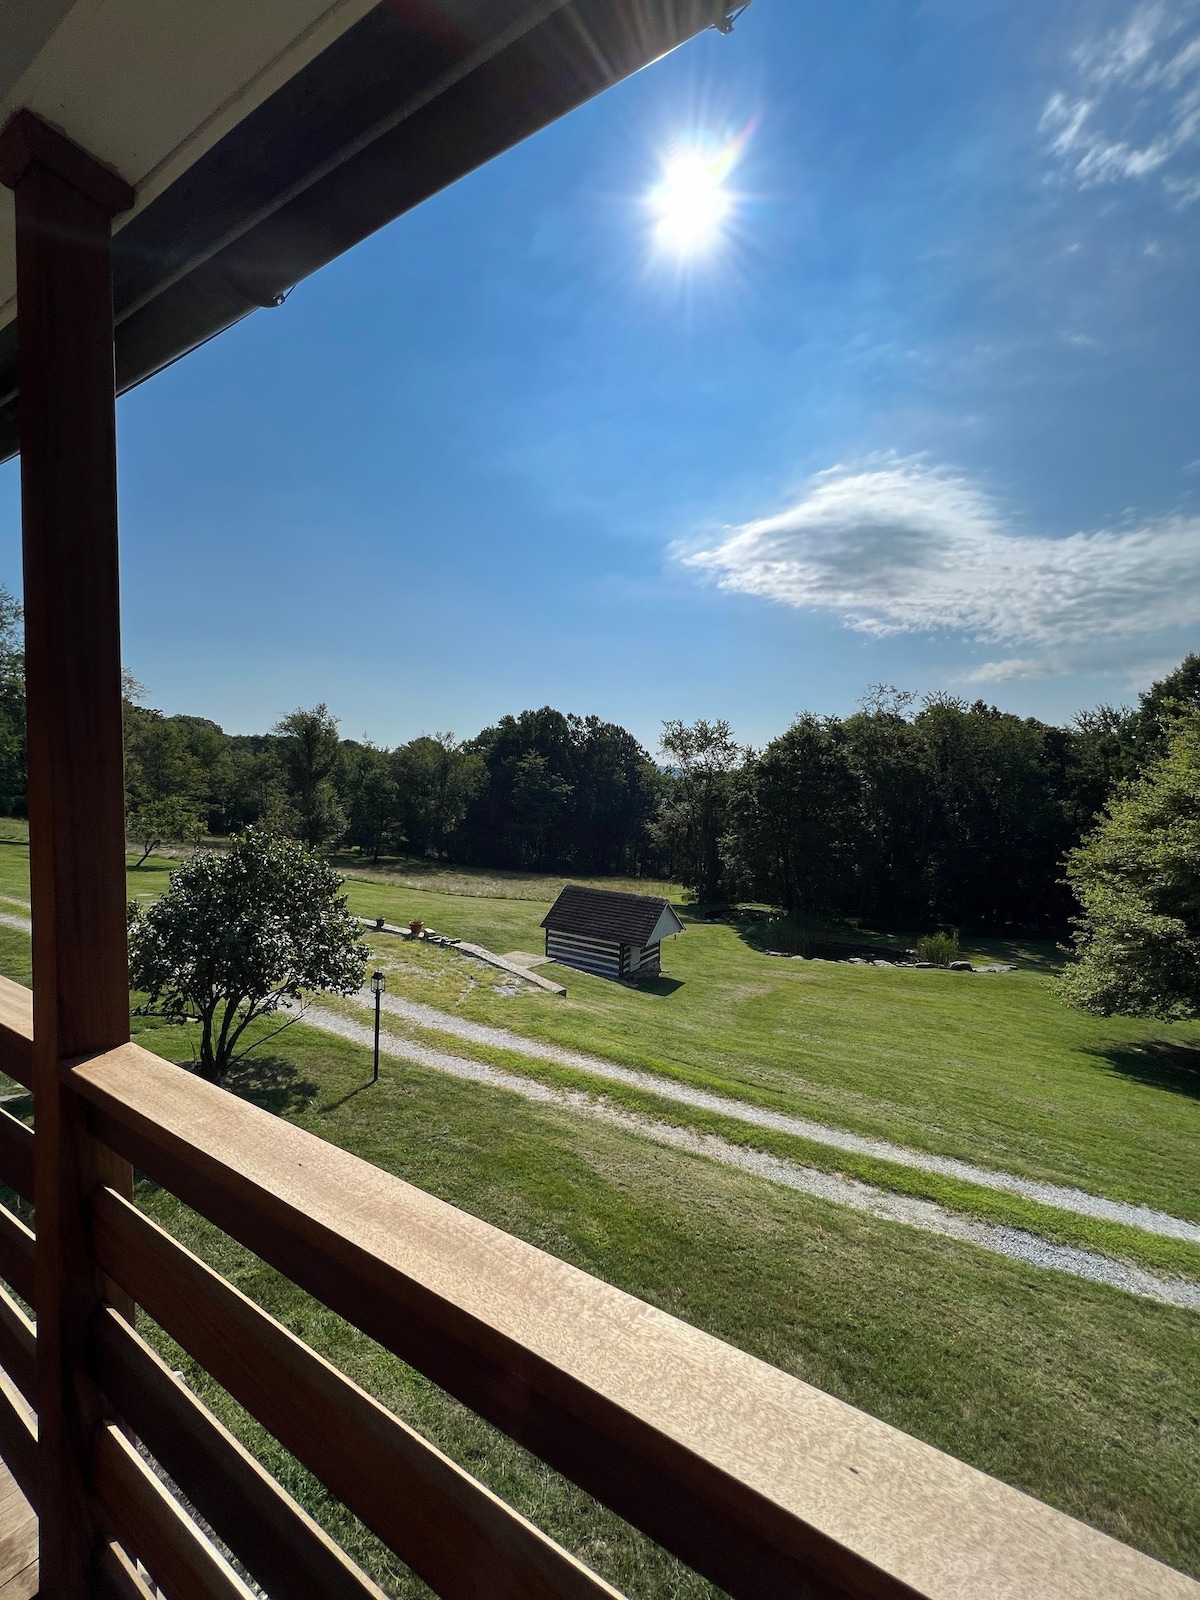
xmin=1041 ymin=2 xmax=1200 ymax=201
xmin=681 ymin=457 xmax=1200 ymax=678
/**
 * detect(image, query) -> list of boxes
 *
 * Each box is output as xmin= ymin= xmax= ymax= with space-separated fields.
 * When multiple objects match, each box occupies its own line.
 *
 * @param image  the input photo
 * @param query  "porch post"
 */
xmin=0 ymin=110 xmax=135 ymax=1596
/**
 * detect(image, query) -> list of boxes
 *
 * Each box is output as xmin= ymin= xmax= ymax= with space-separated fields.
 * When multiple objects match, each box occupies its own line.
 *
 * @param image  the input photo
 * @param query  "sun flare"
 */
xmin=648 ymin=128 xmax=749 ymax=257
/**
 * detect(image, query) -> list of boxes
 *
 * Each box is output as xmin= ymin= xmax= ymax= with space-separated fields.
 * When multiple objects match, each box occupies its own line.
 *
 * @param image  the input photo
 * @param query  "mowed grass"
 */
xmin=3 ymin=824 xmax=1198 ymax=1215
xmin=329 ymin=873 xmax=1200 ymax=1224
xmin=1 ymin=825 xmax=1199 ymax=1584
xmin=115 ymin=1015 xmax=1198 ymax=1590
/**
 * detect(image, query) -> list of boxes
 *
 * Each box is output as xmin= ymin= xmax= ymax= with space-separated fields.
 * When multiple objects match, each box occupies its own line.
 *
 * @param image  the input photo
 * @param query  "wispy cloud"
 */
xmin=681 ymin=457 xmax=1200 ymax=679
xmin=1040 ymin=1 xmax=1200 ymax=202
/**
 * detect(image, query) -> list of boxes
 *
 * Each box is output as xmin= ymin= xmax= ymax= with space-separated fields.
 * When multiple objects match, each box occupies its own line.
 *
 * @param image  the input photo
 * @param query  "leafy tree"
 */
xmin=344 ymin=743 xmax=400 ymax=861
xmin=0 ymin=587 xmax=25 ymax=817
xmin=272 ymin=703 xmax=346 ymax=846
xmin=840 ymin=692 xmax=1074 ymax=930
xmin=128 ymin=796 xmax=203 ymax=867
xmin=1119 ymin=654 xmax=1200 ymax=773
xmin=568 ymin=716 xmax=664 ymax=874
xmin=220 ymin=740 xmax=291 ymax=834
xmin=394 ymin=733 xmax=486 ymax=858
xmin=1058 ymin=716 xmax=1200 ymax=1020
xmin=128 ymin=829 xmax=367 ymax=1082
xmin=724 ymin=715 xmax=861 ymax=911
xmin=124 ymin=705 xmax=205 ymax=811
xmin=510 ymin=750 xmax=573 ymax=859
xmin=652 ymin=719 xmax=741 ymax=901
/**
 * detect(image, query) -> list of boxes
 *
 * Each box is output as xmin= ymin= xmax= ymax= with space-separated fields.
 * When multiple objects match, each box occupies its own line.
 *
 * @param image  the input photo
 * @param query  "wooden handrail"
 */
xmin=0 ymin=975 xmax=32 ymax=1091
xmin=92 ymin=1306 xmax=387 ymax=1600
xmin=92 ymin=1187 xmax=626 ymax=1600
xmin=92 ymin=1422 xmax=255 ymax=1600
xmin=68 ymin=1041 xmax=1200 ymax=1600
xmin=0 ymin=1199 xmax=34 ymax=1304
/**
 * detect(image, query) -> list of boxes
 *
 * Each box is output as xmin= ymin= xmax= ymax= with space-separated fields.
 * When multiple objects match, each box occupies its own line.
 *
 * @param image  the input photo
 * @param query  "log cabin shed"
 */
xmin=541 ymin=883 xmax=684 ymax=980
xmin=0 ymin=2 xmax=1189 ymax=1597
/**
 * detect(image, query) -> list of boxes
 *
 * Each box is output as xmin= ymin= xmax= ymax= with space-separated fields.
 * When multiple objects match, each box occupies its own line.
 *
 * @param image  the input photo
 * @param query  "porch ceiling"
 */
xmin=0 ymin=0 xmax=737 ymax=463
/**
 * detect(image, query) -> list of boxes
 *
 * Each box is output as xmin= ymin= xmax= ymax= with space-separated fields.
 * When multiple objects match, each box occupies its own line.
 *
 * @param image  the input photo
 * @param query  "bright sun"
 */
xmin=648 ymin=131 xmax=747 ymax=257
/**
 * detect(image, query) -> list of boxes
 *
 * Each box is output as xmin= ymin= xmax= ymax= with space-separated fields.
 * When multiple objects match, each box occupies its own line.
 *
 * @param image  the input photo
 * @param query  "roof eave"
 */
xmin=0 ymin=0 xmax=742 ymax=461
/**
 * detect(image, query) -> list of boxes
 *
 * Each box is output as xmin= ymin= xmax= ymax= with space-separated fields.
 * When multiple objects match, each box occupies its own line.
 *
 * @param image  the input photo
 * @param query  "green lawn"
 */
xmin=329 ymin=870 xmax=1200 ymax=1225
xmin=122 ymin=1016 xmax=1199 ymax=1593
xmin=1 ymin=825 xmax=1198 ymax=1588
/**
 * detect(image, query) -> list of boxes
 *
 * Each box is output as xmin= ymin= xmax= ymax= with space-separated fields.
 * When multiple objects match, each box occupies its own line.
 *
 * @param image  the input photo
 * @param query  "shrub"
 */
xmin=128 ymin=828 xmax=368 ymax=1082
xmin=916 ymin=930 xmax=959 ymax=966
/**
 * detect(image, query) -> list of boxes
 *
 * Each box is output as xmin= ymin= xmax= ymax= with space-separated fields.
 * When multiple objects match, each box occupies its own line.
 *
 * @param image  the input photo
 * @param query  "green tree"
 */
xmin=128 ymin=830 xmax=367 ymax=1082
xmin=272 ymin=703 xmax=346 ymax=846
xmin=0 ymin=586 xmax=25 ymax=817
xmin=127 ymin=796 xmax=203 ymax=867
xmin=394 ymin=733 xmax=486 ymax=858
xmin=345 ymin=743 xmax=400 ymax=861
xmin=651 ymin=719 xmax=741 ymax=902
xmin=1119 ymin=654 xmax=1200 ymax=773
xmin=725 ymin=715 xmax=861 ymax=911
xmin=510 ymin=750 xmax=573 ymax=860
xmin=1058 ymin=716 xmax=1200 ymax=1019
xmin=124 ymin=706 xmax=205 ymax=809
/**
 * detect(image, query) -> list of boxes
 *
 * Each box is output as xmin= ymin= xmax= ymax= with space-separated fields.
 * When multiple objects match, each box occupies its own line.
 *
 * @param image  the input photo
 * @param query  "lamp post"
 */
xmin=371 ymin=969 xmax=386 ymax=1082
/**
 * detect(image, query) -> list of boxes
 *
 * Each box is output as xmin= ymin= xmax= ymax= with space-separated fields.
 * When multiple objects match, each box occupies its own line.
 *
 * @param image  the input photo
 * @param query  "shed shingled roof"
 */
xmin=541 ymin=885 xmax=684 ymax=946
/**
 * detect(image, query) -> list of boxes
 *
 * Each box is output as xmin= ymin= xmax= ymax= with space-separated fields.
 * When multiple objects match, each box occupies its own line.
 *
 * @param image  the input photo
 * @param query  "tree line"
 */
xmin=0 ymin=586 xmax=1196 ymax=933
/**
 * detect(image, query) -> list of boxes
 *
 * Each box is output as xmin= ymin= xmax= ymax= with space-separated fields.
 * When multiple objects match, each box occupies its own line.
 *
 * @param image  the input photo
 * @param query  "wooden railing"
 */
xmin=0 ymin=976 xmax=1196 ymax=1599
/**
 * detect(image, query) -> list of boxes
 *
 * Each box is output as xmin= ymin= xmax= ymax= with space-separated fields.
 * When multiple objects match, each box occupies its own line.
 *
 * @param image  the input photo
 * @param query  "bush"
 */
xmin=128 ymin=828 xmax=368 ymax=1082
xmin=916 ymin=930 xmax=959 ymax=966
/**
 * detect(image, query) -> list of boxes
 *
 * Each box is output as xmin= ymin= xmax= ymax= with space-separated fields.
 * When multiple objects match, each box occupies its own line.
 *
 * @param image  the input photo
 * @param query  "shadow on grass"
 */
xmin=320 ymin=1079 xmax=380 ymax=1113
xmin=1086 ymin=1039 xmax=1200 ymax=1099
xmin=632 ymin=975 xmax=685 ymax=996
xmin=220 ymin=1053 xmax=321 ymax=1115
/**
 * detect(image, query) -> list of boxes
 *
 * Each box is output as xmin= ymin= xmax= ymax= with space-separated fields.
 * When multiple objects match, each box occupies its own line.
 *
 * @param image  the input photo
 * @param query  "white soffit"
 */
xmin=0 ymin=0 xmax=383 ymax=328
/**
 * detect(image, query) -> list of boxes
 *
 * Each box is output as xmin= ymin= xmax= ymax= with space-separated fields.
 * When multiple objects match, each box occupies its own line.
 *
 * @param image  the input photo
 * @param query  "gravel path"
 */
xmin=365 ymin=990 xmax=1200 ymax=1247
xmin=0 ymin=912 xmax=30 ymax=933
xmin=312 ymin=1006 xmax=1200 ymax=1311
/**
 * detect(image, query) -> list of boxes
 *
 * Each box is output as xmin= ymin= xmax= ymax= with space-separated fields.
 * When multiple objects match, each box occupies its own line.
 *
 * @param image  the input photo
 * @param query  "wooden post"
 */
xmin=0 ymin=110 xmax=135 ymax=1597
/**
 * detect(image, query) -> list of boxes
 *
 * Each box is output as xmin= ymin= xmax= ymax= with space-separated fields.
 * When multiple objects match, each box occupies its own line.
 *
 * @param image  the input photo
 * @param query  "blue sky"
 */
xmin=3 ymin=0 xmax=1200 ymax=752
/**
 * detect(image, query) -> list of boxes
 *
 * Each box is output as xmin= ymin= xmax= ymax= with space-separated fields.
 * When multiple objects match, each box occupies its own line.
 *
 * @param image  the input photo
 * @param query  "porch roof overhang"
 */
xmin=0 ymin=0 xmax=741 ymax=465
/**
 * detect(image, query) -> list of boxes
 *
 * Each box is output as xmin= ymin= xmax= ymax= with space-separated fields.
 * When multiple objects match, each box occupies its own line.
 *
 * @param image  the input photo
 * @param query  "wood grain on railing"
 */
xmin=92 ymin=1422 xmax=255 ymax=1600
xmin=0 ymin=1202 xmax=34 ymax=1304
xmin=92 ymin=1188 xmax=625 ymax=1600
xmin=0 ymin=1285 xmax=35 ymax=1408
xmin=92 ymin=1305 xmax=389 ymax=1600
xmin=0 ymin=1107 xmax=33 ymax=1205
xmin=0 ymin=976 xmax=32 ymax=1092
xmin=70 ymin=1042 xmax=1200 ymax=1600
xmin=0 ymin=1366 xmax=36 ymax=1509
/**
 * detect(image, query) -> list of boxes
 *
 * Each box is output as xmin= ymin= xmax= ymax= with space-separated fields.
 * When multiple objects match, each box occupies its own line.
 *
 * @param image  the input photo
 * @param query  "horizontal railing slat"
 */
xmin=69 ymin=1042 xmax=1200 ymax=1600
xmin=0 ymin=1107 xmax=33 ymax=1205
xmin=95 ymin=1538 xmax=159 ymax=1600
xmin=0 ymin=1282 xmax=36 ymax=1407
xmin=92 ymin=1305 xmax=389 ymax=1600
xmin=0 ymin=975 xmax=32 ymax=1092
xmin=92 ymin=1188 xmax=625 ymax=1600
xmin=0 ymin=1362 xmax=37 ymax=1509
xmin=92 ymin=1421 xmax=256 ymax=1600
xmin=0 ymin=1200 xmax=34 ymax=1304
